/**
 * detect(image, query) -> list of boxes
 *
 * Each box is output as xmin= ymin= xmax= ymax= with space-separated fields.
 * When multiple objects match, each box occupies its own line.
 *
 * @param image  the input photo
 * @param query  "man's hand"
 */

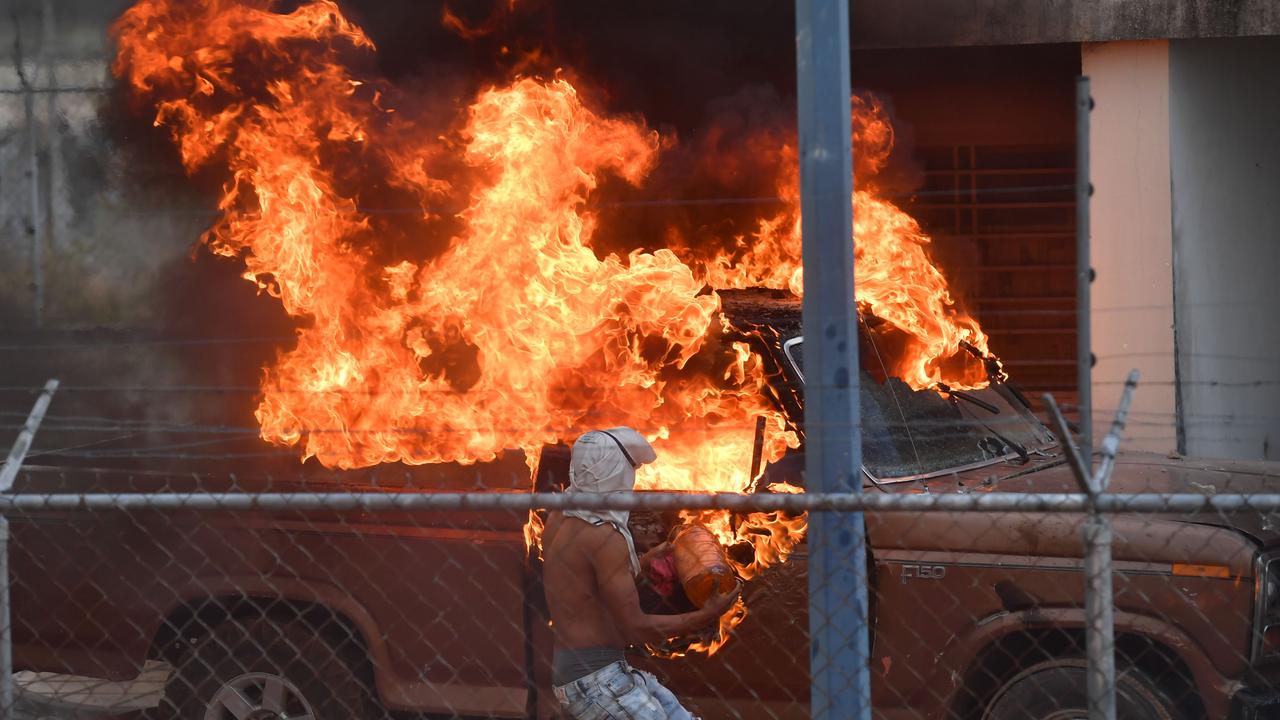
xmin=639 ymin=541 xmax=674 ymax=573
xmin=701 ymin=580 xmax=743 ymax=620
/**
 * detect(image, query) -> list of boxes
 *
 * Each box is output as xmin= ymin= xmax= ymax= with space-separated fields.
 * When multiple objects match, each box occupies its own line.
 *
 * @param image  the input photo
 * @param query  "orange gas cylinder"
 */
xmin=671 ymin=524 xmax=736 ymax=608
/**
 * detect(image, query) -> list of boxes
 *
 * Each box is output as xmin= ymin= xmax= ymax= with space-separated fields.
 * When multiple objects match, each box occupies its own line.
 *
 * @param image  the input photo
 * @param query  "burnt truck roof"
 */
xmin=717 ymin=288 xmax=804 ymax=338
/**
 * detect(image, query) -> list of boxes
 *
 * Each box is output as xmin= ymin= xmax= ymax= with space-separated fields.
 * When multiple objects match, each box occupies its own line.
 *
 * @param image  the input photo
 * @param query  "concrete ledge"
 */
xmin=853 ymin=0 xmax=1280 ymax=49
xmin=13 ymin=660 xmax=168 ymax=712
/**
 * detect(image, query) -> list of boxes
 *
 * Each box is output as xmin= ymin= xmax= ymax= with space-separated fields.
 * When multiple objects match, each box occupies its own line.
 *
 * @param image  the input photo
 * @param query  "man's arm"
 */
xmin=590 ymin=527 xmax=739 ymax=644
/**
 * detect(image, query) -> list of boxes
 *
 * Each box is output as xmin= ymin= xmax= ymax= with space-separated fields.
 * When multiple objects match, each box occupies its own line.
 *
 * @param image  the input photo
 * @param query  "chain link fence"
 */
xmin=1 ymin=380 xmax=1279 ymax=720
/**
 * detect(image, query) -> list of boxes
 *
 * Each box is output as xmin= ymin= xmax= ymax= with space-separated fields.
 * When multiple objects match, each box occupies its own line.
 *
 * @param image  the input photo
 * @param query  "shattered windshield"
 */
xmin=784 ymin=333 xmax=1057 ymax=481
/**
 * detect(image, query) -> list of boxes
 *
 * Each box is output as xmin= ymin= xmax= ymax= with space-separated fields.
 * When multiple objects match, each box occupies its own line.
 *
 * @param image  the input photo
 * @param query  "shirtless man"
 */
xmin=542 ymin=427 xmax=741 ymax=720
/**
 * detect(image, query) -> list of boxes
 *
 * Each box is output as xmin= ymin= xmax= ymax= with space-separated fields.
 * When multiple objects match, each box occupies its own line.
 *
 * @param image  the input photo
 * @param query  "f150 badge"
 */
xmin=899 ymin=564 xmax=947 ymax=583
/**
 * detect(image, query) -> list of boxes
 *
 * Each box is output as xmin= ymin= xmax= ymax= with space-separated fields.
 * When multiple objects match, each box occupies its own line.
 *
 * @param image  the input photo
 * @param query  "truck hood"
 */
xmin=898 ymin=452 xmax=1280 ymax=563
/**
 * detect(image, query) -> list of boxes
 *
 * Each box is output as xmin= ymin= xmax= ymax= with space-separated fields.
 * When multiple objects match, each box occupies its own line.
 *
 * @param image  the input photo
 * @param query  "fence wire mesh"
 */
xmin=5 ymin=460 xmax=1280 ymax=719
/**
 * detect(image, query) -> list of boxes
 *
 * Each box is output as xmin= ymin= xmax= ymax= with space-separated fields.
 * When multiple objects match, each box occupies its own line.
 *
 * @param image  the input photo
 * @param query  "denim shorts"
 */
xmin=553 ymin=660 xmax=697 ymax=719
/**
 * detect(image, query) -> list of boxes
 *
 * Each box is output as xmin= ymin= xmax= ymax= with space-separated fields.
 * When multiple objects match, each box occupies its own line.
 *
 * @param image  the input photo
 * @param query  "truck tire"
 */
xmin=982 ymin=659 xmax=1184 ymax=720
xmin=160 ymin=616 xmax=375 ymax=719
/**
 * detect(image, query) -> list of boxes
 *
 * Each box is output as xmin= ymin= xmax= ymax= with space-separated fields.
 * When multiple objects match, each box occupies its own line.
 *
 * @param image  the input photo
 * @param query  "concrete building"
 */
xmin=1 ymin=0 xmax=1277 ymax=461
xmin=853 ymin=1 xmax=1280 ymax=461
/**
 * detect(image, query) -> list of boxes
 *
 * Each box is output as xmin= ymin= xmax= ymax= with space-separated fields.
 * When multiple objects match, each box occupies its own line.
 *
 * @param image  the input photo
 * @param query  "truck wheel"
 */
xmin=983 ymin=659 xmax=1183 ymax=720
xmin=161 ymin=617 xmax=374 ymax=719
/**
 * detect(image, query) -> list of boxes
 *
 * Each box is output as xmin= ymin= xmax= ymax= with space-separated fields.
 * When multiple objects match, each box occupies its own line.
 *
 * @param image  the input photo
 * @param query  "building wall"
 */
xmin=855 ymin=44 xmax=1081 ymax=398
xmin=1082 ymin=41 xmax=1177 ymax=453
xmin=0 ymin=0 xmax=207 ymax=328
xmin=854 ymin=0 xmax=1280 ymax=49
xmin=1170 ymin=36 xmax=1280 ymax=460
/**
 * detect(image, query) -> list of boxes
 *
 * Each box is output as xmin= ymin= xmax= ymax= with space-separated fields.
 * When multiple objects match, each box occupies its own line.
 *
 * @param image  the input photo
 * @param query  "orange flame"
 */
xmin=699 ymin=96 xmax=998 ymax=390
xmin=112 ymin=0 xmax=995 ymax=656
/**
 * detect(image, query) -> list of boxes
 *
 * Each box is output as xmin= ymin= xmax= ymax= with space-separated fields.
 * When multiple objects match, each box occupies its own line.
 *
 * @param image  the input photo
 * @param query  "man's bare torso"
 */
xmin=542 ymin=511 xmax=628 ymax=650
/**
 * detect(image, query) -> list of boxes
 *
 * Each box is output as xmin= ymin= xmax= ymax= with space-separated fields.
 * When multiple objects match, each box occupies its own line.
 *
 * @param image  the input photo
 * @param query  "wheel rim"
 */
xmin=1041 ymin=713 xmax=1087 ymax=720
xmin=204 ymin=671 xmax=317 ymax=720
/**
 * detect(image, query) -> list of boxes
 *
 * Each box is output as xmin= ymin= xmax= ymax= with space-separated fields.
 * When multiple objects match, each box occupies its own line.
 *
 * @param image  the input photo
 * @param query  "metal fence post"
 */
xmin=0 ymin=514 xmax=11 ymax=717
xmin=795 ymin=0 xmax=871 ymax=718
xmin=1045 ymin=369 xmax=1138 ymax=720
xmin=13 ymin=12 xmax=45 ymax=328
xmin=1076 ymin=76 xmax=1093 ymax=467
xmin=1082 ymin=509 xmax=1116 ymax=720
xmin=41 ymin=0 xmax=59 ymax=258
xmin=0 ymin=379 xmax=59 ymax=715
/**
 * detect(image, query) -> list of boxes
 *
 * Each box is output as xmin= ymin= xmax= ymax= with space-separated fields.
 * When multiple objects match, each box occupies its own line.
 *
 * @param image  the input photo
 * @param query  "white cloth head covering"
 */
xmin=563 ymin=427 xmax=657 ymax=575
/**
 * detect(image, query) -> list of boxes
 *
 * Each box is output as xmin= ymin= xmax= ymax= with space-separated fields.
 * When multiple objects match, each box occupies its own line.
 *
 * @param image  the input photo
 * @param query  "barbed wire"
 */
xmin=0 ymin=182 xmax=1073 ymax=215
xmin=0 ymin=377 xmax=1271 ymax=399
xmin=23 ymin=432 xmax=147 ymax=460
xmin=2 ymin=396 xmax=1278 ymax=426
xmin=0 ymin=296 xmax=1259 ymax=365
xmin=0 ymin=336 xmax=296 ymax=351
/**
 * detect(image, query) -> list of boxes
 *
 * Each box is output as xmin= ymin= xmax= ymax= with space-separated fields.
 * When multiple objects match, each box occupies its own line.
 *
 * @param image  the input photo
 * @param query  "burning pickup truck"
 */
xmin=11 ymin=289 xmax=1280 ymax=720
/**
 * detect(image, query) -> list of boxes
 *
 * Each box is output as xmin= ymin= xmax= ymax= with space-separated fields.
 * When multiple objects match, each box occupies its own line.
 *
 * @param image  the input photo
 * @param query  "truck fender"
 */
xmin=156 ymin=574 xmax=394 ymax=705
xmin=924 ymin=607 xmax=1228 ymax=719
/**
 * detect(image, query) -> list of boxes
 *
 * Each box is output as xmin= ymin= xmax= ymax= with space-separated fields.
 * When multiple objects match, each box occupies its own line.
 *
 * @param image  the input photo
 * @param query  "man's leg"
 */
xmin=558 ymin=663 xmax=667 ymax=719
xmin=631 ymin=669 xmax=697 ymax=720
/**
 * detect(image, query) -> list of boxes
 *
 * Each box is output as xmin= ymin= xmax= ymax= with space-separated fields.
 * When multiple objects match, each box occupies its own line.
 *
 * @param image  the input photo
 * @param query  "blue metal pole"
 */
xmin=795 ymin=1 xmax=871 ymax=718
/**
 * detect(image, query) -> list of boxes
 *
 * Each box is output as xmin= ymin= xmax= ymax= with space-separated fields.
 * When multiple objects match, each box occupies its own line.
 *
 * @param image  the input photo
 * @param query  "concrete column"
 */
xmin=1081 ymin=41 xmax=1177 ymax=454
xmin=1170 ymin=37 xmax=1280 ymax=461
